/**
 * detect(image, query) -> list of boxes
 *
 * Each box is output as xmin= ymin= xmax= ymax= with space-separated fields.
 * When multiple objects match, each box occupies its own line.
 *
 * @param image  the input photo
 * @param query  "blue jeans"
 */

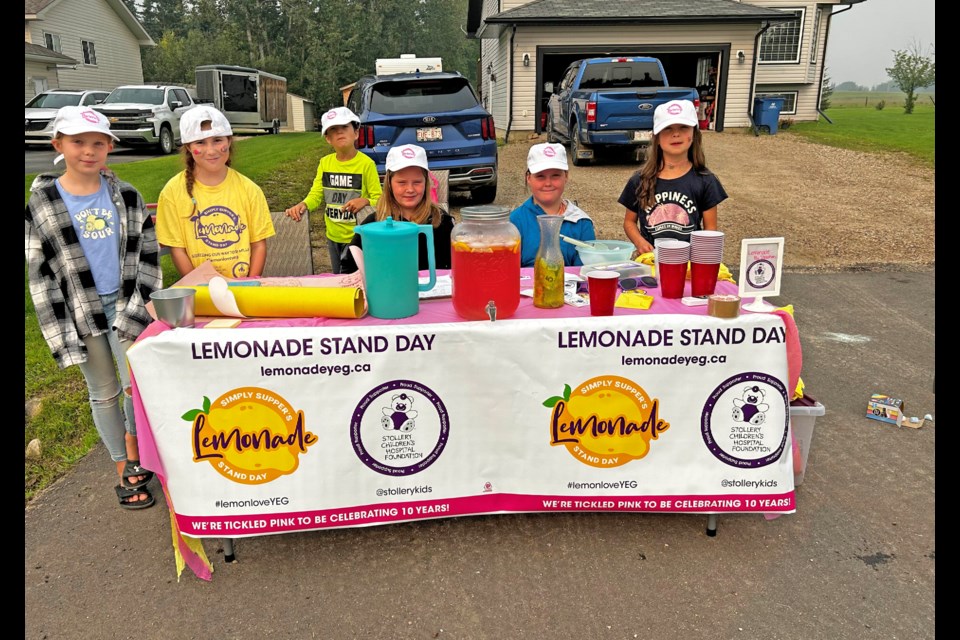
xmin=77 ymin=291 xmax=135 ymax=463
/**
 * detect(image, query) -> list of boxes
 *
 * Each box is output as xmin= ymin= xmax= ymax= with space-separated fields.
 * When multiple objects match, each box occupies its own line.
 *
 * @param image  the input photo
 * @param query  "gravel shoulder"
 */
xmin=454 ymin=130 xmax=935 ymax=273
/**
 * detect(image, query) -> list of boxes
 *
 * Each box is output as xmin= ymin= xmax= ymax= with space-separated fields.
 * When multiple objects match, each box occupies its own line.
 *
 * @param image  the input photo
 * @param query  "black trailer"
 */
xmin=195 ymin=65 xmax=287 ymax=134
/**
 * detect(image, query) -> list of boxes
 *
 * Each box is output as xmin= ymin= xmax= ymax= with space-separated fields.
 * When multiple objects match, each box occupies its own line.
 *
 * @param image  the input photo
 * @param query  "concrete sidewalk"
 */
xmin=25 ymin=268 xmax=935 ymax=640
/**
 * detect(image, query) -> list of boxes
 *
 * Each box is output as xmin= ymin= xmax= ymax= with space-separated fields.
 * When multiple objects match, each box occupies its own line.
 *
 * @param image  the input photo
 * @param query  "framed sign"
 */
xmin=738 ymin=237 xmax=784 ymax=312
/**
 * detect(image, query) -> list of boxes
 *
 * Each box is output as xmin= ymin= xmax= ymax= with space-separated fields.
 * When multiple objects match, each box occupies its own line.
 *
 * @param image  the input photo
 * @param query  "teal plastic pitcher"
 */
xmin=353 ymin=216 xmax=436 ymax=319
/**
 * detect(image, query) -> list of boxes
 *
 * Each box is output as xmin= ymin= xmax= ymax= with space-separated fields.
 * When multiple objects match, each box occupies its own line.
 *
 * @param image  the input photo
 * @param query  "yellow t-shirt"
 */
xmin=302 ymin=151 xmax=382 ymax=244
xmin=156 ymin=168 xmax=275 ymax=278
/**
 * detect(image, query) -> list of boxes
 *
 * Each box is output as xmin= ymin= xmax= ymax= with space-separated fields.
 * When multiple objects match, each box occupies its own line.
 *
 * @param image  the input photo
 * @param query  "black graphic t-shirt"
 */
xmin=617 ymin=169 xmax=728 ymax=244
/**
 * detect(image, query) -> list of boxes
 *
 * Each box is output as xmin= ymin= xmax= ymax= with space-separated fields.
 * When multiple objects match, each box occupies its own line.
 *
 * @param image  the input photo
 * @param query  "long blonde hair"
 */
xmin=376 ymin=166 xmax=444 ymax=227
xmin=634 ymin=127 xmax=709 ymax=211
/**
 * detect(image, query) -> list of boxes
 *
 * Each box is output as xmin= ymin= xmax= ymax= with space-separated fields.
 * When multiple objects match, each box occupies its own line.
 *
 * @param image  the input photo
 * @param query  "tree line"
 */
xmin=122 ymin=0 xmax=480 ymax=112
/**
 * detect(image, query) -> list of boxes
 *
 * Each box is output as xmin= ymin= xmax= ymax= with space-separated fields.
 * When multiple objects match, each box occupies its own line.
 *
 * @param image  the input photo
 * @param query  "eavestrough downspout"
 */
xmin=748 ymin=21 xmax=773 ymax=132
xmin=817 ymin=3 xmax=857 ymax=123
xmin=505 ymin=25 xmax=516 ymax=143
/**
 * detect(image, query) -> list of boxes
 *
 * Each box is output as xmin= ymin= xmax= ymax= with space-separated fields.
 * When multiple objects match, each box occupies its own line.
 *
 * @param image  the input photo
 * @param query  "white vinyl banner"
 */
xmin=127 ymin=313 xmax=795 ymax=538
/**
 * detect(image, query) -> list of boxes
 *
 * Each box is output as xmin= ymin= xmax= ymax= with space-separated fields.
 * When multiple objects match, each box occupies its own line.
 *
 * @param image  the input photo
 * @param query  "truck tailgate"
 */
xmin=593 ymin=88 xmax=697 ymax=130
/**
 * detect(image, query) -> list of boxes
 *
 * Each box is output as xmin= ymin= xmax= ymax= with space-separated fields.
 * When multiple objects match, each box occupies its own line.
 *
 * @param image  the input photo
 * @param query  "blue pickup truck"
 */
xmin=546 ymin=57 xmax=700 ymax=165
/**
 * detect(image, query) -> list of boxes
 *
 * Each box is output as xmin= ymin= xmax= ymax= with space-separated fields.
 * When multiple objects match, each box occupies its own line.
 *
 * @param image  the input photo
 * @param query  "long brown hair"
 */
xmin=376 ymin=166 xmax=444 ymax=227
xmin=179 ymin=137 xmax=234 ymax=217
xmin=634 ymin=127 xmax=709 ymax=211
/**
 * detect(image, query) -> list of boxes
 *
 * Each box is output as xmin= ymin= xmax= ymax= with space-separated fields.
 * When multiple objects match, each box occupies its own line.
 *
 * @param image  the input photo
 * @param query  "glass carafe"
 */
xmin=533 ymin=215 xmax=565 ymax=309
xmin=451 ymin=206 xmax=521 ymax=320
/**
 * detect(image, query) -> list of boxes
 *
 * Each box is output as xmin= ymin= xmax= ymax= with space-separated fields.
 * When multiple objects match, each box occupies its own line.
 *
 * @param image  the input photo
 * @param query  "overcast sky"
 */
xmin=824 ymin=0 xmax=935 ymax=87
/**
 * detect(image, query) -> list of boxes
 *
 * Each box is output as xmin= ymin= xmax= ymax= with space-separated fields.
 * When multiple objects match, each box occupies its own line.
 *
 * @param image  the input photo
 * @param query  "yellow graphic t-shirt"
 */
xmin=156 ymin=168 xmax=275 ymax=278
xmin=302 ymin=151 xmax=382 ymax=244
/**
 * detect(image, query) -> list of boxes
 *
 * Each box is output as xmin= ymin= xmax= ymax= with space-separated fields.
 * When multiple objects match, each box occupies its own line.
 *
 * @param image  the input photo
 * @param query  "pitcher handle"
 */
xmin=417 ymin=224 xmax=437 ymax=291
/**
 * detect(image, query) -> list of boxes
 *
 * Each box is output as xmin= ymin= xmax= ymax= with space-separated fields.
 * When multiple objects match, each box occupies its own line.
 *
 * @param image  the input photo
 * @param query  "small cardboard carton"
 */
xmin=866 ymin=394 xmax=905 ymax=426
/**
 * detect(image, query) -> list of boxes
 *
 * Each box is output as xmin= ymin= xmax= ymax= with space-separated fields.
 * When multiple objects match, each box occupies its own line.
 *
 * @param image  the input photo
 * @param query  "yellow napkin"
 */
xmin=615 ymin=290 xmax=654 ymax=310
xmin=634 ymin=252 xmax=736 ymax=284
xmin=775 ymin=304 xmax=806 ymax=400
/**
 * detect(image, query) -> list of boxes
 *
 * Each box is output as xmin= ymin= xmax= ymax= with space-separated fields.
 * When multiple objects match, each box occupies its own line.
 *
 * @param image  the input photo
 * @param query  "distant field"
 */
xmin=781 ymin=91 xmax=935 ymax=166
xmin=828 ymin=90 xmax=936 ymax=109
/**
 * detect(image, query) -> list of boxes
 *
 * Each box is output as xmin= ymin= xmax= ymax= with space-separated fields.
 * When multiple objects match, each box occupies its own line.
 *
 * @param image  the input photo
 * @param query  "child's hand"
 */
xmin=343 ymin=198 xmax=369 ymax=217
xmin=284 ymin=202 xmax=307 ymax=222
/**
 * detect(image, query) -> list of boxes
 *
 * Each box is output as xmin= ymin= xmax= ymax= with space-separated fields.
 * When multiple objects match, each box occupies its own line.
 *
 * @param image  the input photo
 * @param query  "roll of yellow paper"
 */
xmin=179 ymin=285 xmax=366 ymax=319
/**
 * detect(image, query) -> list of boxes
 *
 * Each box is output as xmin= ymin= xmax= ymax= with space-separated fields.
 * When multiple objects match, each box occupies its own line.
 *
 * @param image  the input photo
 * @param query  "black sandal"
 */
xmin=121 ymin=459 xmax=154 ymax=490
xmin=115 ymin=484 xmax=155 ymax=510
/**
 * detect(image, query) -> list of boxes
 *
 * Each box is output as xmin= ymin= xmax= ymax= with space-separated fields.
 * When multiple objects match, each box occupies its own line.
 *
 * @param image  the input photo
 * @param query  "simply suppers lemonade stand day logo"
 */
xmin=546 ymin=376 xmax=670 ymax=467
xmin=184 ymin=387 xmax=317 ymax=484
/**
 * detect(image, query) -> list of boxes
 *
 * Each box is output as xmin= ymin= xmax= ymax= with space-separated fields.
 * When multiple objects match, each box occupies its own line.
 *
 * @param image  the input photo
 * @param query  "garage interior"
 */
xmin=535 ymin=46 xmax=727 ymax=133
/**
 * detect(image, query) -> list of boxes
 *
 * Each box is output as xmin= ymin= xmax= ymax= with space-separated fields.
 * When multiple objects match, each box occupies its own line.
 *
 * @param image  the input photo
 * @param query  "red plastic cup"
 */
xmin=658 ymin=262 xmax=687 ymax=299
xmin=690 ymin=261 xmax=721 ymax=297
xmin=586 ymin=271 xmax=620 ymax=316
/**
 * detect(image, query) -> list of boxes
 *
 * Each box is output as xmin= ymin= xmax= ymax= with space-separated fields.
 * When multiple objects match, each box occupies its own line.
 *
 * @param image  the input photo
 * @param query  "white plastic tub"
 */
xmin=790 ymin=400 xmax=825 ymax=485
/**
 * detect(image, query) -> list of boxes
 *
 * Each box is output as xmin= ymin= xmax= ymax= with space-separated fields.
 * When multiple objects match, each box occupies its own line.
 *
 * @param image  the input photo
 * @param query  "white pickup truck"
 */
xmin=94 ymin=85 xmax=195 ymax=154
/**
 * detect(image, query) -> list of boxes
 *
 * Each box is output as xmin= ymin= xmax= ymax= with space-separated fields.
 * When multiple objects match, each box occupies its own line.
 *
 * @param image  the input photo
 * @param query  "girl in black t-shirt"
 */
xmin=618 ymin=99 xmax=727 ymax=257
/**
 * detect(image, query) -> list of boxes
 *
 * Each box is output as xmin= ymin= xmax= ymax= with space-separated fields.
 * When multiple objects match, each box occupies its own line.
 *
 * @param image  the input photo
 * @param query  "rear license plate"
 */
xmin=634 ymin=130 xmax=652 ymax=142
xmin=416 ymin=127 xmax=442 ymax=142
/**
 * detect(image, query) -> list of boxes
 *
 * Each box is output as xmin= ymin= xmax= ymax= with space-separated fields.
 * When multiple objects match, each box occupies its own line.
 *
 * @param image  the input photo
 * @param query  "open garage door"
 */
xmin=535 ymin=44 xmax=729 ymax=133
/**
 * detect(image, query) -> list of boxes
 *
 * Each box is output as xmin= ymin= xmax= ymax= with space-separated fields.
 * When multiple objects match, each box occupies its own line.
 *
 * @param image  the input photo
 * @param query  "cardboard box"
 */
xmin=866 ymin=394 xmax=905 ymax=426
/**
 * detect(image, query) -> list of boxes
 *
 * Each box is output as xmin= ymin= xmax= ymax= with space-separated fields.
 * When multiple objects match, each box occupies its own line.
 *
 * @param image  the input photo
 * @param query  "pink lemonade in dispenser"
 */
xmin=450 ymin=206 xmax=522 ymax=320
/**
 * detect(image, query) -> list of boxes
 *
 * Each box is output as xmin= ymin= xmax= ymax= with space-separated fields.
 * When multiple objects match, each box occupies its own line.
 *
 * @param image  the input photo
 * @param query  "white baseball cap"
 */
xmin=526 ymin=142 xmax=568 ymax=174
xmin=386 ymin=144 xmax=429 ymax=172
xmin=52 ymin=106 xmax=118 ymax=141
xmin=180 ymin=106 xmax=233 ymax=144
xmin=321 ymin=106 xmax=360 ymax=135
xmin=653 ymin=99 xmax=699 ymax=135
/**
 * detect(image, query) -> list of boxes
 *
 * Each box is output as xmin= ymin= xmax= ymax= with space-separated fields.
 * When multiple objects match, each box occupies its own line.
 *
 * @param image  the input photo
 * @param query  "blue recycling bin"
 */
xmin=753 ymin=96 xmax=785 ymax=134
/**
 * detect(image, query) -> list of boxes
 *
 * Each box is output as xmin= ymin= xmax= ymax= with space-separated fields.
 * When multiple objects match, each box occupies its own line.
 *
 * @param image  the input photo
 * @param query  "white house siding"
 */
xmin=505 ymin=23 xmax=763 ymax=132
xmin=28 ymin=0 xmax=145 ymax=92
xmin=25 ymin=61 xmax=57 ymax=102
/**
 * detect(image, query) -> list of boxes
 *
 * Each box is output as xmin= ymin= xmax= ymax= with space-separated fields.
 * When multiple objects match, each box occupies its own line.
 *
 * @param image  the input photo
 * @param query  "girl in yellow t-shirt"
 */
xmin=156 ymin=106 xmax=275 ymax=278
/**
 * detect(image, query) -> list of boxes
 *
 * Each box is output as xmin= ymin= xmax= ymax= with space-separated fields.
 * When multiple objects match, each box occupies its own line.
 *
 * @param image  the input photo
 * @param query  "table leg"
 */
xmin=706 ymin=514 xmax=718 ymax=537
xmin=223 ymin=538 xmax=236 ymax=562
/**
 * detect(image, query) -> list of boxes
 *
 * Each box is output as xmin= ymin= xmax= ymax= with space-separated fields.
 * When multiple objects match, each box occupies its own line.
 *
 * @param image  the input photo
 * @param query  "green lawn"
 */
xmin=785 ymin=91 xmax=935 ymax=166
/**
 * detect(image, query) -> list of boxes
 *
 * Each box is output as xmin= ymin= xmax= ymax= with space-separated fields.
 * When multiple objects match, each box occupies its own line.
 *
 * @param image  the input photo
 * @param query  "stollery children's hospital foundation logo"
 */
xmin=185 ymin=387 xmax=317 ymax=484
xmin=546 ymin=375 xmax=670 ymax=468
xmin=351 ymin=379 xmax=449 ymax=476
xmin=701 ymin=373 xmax=789 ymax=468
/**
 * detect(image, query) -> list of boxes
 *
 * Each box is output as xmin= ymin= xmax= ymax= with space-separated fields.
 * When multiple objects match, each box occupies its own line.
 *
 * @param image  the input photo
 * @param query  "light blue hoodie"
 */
xmin=509 ymin=196 xmax=596 ymax=267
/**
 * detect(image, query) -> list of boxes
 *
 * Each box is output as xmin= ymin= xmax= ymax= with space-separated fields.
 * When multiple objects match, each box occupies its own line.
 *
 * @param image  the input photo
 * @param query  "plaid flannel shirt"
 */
xmin=25 ymin=169 xmax=162 ymax=369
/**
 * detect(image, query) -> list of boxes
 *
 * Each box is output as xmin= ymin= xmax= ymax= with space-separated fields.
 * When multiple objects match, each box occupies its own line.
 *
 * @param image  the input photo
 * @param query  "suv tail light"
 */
xmin=693 ymin=98 xmax=701 ymax=110
xmin=586 ymin=101 xmax=597 ymax=124
xmin=480 ymin=116 xmax=496 ymax=140
xmin=356 ymin=125 xmax=375 ymax=148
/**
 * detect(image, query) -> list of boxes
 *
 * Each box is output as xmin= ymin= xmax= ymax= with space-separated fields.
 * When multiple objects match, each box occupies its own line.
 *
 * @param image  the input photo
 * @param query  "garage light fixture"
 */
xmin=737 ymin=50 xmax=745 ymax=63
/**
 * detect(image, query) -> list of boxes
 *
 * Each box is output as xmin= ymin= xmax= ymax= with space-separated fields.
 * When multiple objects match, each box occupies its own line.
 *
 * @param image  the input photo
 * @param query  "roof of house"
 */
xmin=25 ymin=0 xmax=154 ymax=46
xmin=468 ymin=0 xmax=791 ymax=37
xmin=25 ymin=40 xmax=77 ymax=64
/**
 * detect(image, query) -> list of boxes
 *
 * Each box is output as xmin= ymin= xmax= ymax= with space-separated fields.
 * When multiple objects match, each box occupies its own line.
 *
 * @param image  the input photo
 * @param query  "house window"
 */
xmin=809 ymin=8 xmax=822 ymax=64
xmin=82 ymin=40 xmax=97 ymax=65
xmin=43 ymin=32 xmax=61 ymax=53
xmin=759 ymin=9 xmax=804 ymax=63
xmin=755 ymin=91 xmax=798 ymax=115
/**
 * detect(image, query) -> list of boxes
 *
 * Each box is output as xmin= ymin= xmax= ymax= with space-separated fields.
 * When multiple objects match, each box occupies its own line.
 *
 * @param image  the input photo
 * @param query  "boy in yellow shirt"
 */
xmin=284 ymin=107 xmax=382 ymax=273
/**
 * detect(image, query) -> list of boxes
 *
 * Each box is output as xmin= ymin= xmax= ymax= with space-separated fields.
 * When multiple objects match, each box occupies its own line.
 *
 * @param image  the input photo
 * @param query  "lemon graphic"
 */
xmin=563 ymin=389 xmax=649 ymax=459
xmin=207 ymin=402 xmax=299 ymax=475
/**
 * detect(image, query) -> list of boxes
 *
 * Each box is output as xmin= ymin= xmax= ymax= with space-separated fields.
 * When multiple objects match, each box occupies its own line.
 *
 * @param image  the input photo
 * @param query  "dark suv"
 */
xmin=346 ymin=72 xmax=498 ymax=204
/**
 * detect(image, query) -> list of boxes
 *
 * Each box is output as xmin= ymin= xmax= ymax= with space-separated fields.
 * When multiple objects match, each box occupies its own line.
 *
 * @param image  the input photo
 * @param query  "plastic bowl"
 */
xmin=576 ymin=240 xmax=635 ymax=265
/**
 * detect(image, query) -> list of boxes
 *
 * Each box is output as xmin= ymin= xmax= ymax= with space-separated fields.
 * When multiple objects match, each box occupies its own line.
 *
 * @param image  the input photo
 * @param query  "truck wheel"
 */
xmin=570 ymin=122 xmax=589 ymax=166
xmin=471 ymin=183 xmax=497 ymax=205
xmin=546 ymin=115 xmax=558 ymax=143
xmin=158 ymin=125 xmax=175 ymax=155
xmin=271 ymin=120 xmax=280 ymax=135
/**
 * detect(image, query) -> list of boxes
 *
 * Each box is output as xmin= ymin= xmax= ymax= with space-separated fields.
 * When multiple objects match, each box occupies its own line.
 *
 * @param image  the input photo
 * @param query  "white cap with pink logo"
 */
xmin=386 ymin=144 xmax=429 ymax=172
xmin=526 ymin=142 xmax=568 ymax=174
xmin=320 ymin=106 xmax=360 ymax=135
xmin=653 ymin=99 xmax=699 ymax=134
xmin=52 ymin=105 xmax=119 ymax=141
